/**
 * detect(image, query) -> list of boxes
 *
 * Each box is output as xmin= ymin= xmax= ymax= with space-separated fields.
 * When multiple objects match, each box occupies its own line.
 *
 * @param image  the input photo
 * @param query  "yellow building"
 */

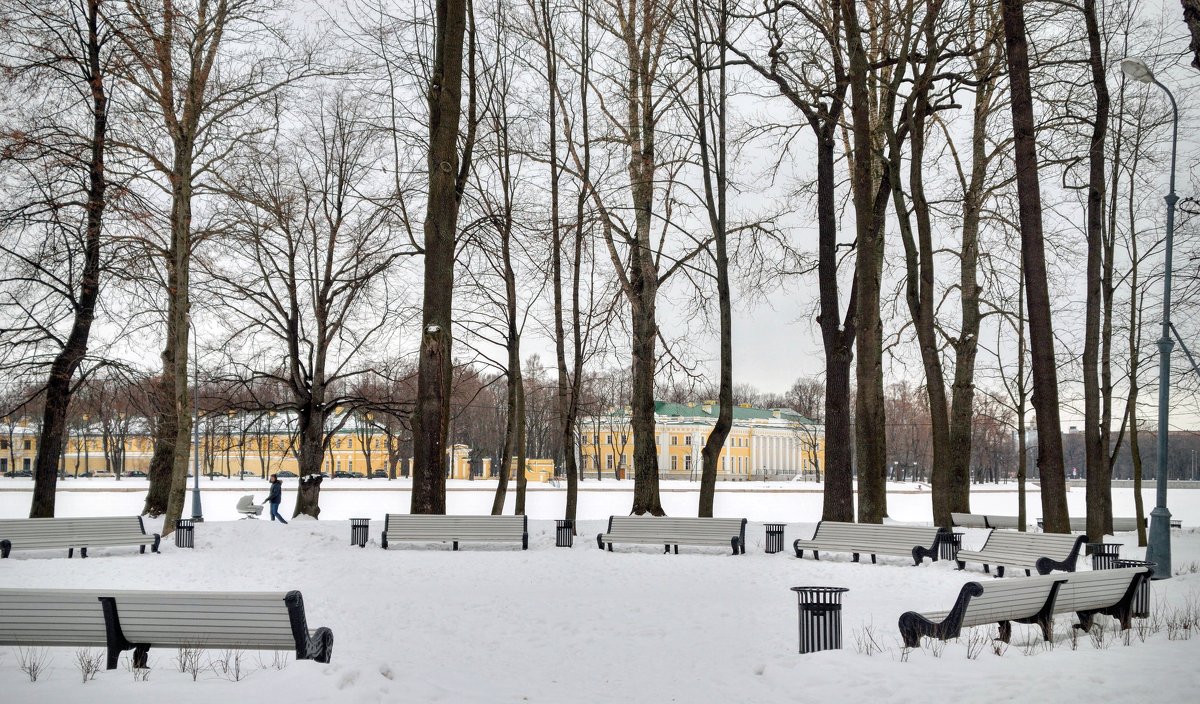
xmin=578 ymin=401 xmax=823 ymax=481
xmin=2 ymin=414 xmax=559 ymax=483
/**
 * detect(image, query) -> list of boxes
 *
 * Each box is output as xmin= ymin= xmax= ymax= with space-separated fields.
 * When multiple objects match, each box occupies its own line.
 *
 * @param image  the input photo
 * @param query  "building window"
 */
xmin=685 ymin=456 xmax=692 ymax=473
xmin=671 ymin=436 xmax=678 ymax=445
xmin=606 ymin=454 xmax=613 ymax=470
xmin=0 ymin=439 xmax=7 ymax=449
xmin=605 ymin=434 xmax=612 ymax=445
xmin=582 ymin=434 xmax=590 ymax=444
xmin=24 ymin=440 xmax=32 ymax=450
xmin=671 ymin=456 xmax=678 ymax=471
xmin=685 ymin=435 xmax=692 ymax=446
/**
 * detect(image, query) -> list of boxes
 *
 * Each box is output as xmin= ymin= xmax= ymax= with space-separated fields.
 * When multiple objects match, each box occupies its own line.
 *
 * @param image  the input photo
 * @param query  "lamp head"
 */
xmin=1121 ymin=58 xmax=1155 ymax=84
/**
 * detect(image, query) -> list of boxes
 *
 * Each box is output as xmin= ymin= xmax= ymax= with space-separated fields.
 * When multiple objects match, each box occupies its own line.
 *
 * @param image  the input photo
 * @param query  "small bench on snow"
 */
xmin=596 ymin=516 xmax=747 ymax=554
xmin=951 ymin=513 xmax=1022 ymax=530
xmin=898 ymin=564 xmax=1152 ymax=646
xmin=0 ymin=516 xmax=160 ymax=559
xmin=380 ymin=514 xmax=528 ymax=550
xmin=955 ymin=530 xmax=1085 ymax=577
xmin=791 ymin=521 xmax=949 ymax=566
xmin=0 ymin=588 xmax=333 ymax=669
xmin=1036 ymin=516 xmax=1146 ymax=533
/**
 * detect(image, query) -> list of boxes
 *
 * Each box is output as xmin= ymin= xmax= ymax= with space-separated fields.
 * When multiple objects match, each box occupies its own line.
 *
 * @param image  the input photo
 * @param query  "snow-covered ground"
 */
xmin=2 ymin=481 xmax=1199 ymax=703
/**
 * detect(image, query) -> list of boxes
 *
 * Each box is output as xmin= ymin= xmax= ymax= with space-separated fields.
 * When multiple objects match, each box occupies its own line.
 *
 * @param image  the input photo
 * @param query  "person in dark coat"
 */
xmin=265 ymin=474 xmax=288 ymax=524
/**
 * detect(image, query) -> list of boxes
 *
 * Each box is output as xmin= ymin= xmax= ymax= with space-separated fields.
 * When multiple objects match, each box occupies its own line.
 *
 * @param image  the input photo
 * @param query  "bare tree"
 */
xmin=1 ymin=0 xmax=117 ymax=517
xmin=412 ymin=0 xmax=478 ymax=514
xmin=210 ymin=91 xmax=404 ymax=518
xmin=1000 ymin=0 xmax=1070 ymax=532
xmin=114 ymin=0 xmax=319 ymax=533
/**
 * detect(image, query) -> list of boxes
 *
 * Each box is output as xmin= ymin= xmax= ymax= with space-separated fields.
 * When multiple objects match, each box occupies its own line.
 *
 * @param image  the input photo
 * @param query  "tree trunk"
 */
xmin=842 ymin=0 xmax=887 ymax=523
xmin=29 ymin=1 xmax=108 ymax=518
xmin=630 ymin=293 xmax=664 ymax=515
xmin=1082 ymin=0 xmax=1112 ymax=544
xmin=412 ymin=0 xmax=470 ymax=515
xmin=293 ymin=404 xmax=325 ymax=518
xmin=1001 ymin=0 xmax=1070 ymax=533
xmin=695 ymin=0 xmax=731 ymax=519
xmin=1184 ymin=0 xmax=1200 ymax=70
xmin=816 ymin=121 xmax=855 ymax=522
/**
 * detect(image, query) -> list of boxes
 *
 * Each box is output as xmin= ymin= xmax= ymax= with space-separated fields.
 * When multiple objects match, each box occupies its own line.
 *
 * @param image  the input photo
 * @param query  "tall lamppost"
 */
xmin=1121 ymin=57 xmax=1175 ymax=579
xmin=190 ymin=318 xmax=204 ymax=522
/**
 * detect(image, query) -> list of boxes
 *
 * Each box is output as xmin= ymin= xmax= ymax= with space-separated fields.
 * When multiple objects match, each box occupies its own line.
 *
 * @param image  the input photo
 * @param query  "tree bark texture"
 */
xmin=1001 ymin=0 xmax=1070 ymax=533
xmin=413 ymin=0 xmax=470 ymax=515
xmin=1082 ymin=0 xmax=1112 ymax=542
xmin=30 ymin=1 xmax=108 ymax=518
xmin=694 ymin=0 xmax=730 ymax=519
xmin=1184 ymin=0 xmax=1200 ymax=70
xmin=842 ymin=0 xmax=887 ymax=523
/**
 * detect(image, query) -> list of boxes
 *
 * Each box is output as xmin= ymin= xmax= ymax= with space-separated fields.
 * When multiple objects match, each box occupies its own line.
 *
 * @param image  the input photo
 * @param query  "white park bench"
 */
xmin=898 ymin=564 xmax=1151 ymax=646
xmin=0 ymin=588 xmax=333 ymax=669
xmin=955 ymin=530 xmax=1086 ymax=577
xmin=791 ymin=522 xmax=949 ymax=566
xmin=1036 ymin=516 xmax=1147 ymax=533
xmin=0 ymin=516 xmax=160 ymax=559
xmin=596 ymin=516 xmax=748 ymax=555
xmin=380 ymin=514 xmax=529 ymax=550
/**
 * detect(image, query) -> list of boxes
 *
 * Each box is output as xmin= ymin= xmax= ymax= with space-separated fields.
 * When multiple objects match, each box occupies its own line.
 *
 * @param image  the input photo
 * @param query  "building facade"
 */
xmin=578 ymin=401 xmax=823 ymax=481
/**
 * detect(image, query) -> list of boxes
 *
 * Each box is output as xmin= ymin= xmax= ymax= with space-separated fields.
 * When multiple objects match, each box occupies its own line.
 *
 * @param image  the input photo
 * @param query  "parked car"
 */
xmin=371 ymin=469 xmax=389 ymax=479
xmin=5 ymin=469 xmax=33 ymax=478
xmin=125 ymin=470 xmax=147 ymax=478
xmin=333 ymin=470 xmax=365 ymax=479
xmin=276 ymin=470 xmax=297 ymax=478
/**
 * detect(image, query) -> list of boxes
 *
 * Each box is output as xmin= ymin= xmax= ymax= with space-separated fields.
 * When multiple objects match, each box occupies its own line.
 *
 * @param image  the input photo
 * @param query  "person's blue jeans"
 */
xmin=269 ymin=502 xmax=288 ymax=524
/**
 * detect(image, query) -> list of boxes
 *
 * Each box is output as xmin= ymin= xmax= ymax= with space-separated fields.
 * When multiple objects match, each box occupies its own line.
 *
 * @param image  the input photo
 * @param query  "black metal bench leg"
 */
xmin=871 ymin=554 xmax=877 ymax=564
xmin=69 ymin=547 xmax=74 ymax=558
xmin=998 ymin=621 xmax=1012 ymax=643
xmin=81 ymin=547 xmax=87 ymax=558
xmin=996 ymin=566 xmax=1005 ymax=578
xmin=132 ymin=645 xmax=150 ymax=669
xmin=0 ymin=539 xmax=9 ymax=558
xmin=452 ymin=541 xmax=458 ymax=551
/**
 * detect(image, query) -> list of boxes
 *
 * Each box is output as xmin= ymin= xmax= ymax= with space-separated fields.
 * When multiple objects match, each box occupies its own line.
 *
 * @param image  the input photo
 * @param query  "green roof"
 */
xmin=652 ymin=401 xmax=816 ymax=424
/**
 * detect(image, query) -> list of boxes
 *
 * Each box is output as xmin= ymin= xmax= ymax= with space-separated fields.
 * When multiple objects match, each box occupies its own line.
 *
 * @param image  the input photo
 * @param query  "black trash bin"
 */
xmin=556 ymin=519 xmax=574 ymax=548
xmin=940 ymin=532 xmax=964 ymax=562
xmin=1088 ymin=542 xmax=1122 ymax=570
xmin=791 ymin=586 xmax=848 ymax=654
xmin=350 ymin=518 xmax=370 ymax=548
xmin=174 ymin=519 xmax=194 ymax=549
xmin=1115 ymin=560 xmax=1155 ymax=618
xmin=764 ymin=523 xmax=786 ymax=554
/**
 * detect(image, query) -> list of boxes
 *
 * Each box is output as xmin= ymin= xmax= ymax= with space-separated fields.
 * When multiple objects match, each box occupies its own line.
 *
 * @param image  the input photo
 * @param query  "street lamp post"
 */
xmin=190 ymin=320 xmax=204 ymax=522
xmin=1122 ymin=57 xmax=1175 ymax=579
